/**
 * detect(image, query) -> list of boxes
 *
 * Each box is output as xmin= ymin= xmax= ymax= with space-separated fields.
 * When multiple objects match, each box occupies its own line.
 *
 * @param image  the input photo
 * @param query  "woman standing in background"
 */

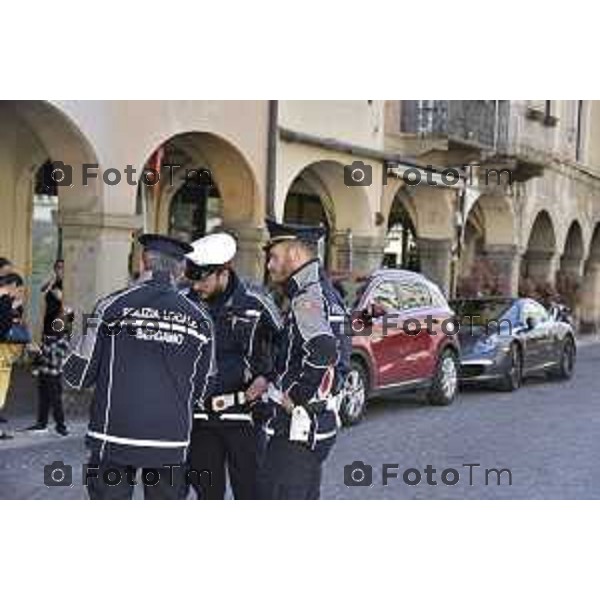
xmin=0 ymin=271 xmax=31 ymax=439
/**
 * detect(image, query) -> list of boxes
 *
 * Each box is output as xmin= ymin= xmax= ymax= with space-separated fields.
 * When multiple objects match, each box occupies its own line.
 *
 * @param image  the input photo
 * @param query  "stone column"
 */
xmin=329 ymin=229 xmax=353 ymax=274
xmin=579 ymin=261 xmax=600 ymax=332
xmin=484 ymin=244 xmax=520 ymax=295
xmin=417 ymin=237 xmax=453 ymax=296
xmin=224 ymin=223 xmax=268 ymax=283
xmin=351 ymin=234 xmax=386 ymax=276
xmin=59 ymin=211 xmax=142 ymax=315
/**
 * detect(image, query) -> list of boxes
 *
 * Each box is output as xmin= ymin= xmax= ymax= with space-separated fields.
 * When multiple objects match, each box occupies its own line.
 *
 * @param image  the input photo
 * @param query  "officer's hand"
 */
xmin=245 ymin=375 xmax=269 ymax=403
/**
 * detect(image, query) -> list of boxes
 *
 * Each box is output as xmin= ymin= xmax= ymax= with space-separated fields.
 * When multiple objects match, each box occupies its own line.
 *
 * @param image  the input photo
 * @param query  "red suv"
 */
xmin=339 ymin=270 xmax=460 ymax=425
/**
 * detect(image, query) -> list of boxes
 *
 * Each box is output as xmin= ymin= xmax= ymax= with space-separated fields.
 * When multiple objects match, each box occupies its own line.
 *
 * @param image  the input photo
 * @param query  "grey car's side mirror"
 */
xmin=525 ymin=317 xmax=536 ymax=331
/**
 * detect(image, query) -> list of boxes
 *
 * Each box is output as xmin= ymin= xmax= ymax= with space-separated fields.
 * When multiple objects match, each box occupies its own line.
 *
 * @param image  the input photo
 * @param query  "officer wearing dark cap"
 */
xmin=259 ymin=219 xmax=347 ymax=500
xmin=63 ymin=233 xmax=215 ymax=500
xmin=183 ymin=232 xmax=282 ymax=499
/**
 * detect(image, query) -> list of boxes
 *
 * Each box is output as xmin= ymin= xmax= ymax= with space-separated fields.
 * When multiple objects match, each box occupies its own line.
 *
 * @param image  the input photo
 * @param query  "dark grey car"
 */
xmin=450 ymin=297 xmax=576 ymax=391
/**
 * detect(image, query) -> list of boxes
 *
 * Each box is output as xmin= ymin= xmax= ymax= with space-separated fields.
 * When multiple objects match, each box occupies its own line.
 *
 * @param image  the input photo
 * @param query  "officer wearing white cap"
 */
xmin=260 ymin=219 xmax=347 ymax=500
xmin=63 ymin=233 xmax=215 ymax=500
xmin=184 ymin=231 xmax=282 ymax=499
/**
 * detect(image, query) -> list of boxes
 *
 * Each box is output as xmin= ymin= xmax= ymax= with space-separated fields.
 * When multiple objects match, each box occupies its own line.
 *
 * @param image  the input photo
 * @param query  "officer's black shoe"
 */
xmin=25 ymin=423 xmax=48 ymax=433
xmin=56 ymin=425 xmax=69 ymax=437
xmin=0 ymin=431 xmax=14 ymax=440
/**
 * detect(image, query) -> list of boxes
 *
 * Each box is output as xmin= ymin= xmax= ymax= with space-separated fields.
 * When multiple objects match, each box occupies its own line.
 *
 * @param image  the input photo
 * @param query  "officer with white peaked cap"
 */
xmin=183 ymin=231 xmax=282 ymax=500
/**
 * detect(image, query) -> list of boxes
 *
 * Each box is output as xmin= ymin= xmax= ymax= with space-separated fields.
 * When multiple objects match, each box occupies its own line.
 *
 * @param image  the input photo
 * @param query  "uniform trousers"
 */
xmin=86 ymin=458 xmax=188 ymax=500
xmin=259 ymin=436 xmax=323 ymax=500
xmin=189 ymin=419 xmax=257 ymax=499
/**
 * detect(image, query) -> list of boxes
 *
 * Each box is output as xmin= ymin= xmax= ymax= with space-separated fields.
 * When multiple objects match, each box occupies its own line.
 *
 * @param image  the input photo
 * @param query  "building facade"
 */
xmin=2 ymin=100 xmax=600 ymax=332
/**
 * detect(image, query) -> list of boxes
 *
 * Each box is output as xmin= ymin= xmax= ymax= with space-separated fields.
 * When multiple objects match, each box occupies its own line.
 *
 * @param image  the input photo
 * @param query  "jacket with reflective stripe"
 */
xmin=63 ymin=272 xmax=215 ymax=467
xmin=185 ymin=271 xmax=282 ymax=424
xmin=267 ymin=260 xmax=339 ymax=455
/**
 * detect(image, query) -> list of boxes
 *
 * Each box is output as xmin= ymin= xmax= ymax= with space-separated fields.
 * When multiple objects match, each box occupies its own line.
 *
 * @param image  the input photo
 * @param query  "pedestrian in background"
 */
xmin=0 ymin=272 xmax=31 ymax=439
xmin=40 ymin=259 xmax=64 ymax=336
xmin=27 ymin=307 xmax=74 ymax=435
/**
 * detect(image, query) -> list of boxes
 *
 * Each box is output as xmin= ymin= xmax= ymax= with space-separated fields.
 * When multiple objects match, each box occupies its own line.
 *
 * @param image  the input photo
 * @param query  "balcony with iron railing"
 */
xmin=394 ymin=100 xmax=550 ymax=181
xmin=399 ymin=100 xmax=511 ymax=154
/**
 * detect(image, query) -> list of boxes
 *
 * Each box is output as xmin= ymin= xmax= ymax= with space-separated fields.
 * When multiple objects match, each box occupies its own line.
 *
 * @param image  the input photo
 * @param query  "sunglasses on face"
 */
xmin=185 ymin=262 xmax=221 ymax=282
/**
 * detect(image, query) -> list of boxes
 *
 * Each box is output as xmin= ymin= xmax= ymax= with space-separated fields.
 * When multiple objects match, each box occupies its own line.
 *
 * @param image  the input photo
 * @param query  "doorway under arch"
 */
xmin=384 ymin=189 xmax=419 ymax=270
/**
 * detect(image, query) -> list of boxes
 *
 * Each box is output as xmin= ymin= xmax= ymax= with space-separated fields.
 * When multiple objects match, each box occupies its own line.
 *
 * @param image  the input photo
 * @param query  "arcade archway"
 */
xmin=384 ymin=188 xmax=419 ymax=271
xmin=521 ymin=210 xmax=557 ymax=285
xmin=137 ymin=131 xmax=261 ymax=278
xmin=458 ymin=194 xmax=517 ymax=296
xmin=0 ymin=100 xmax=103 ymax=322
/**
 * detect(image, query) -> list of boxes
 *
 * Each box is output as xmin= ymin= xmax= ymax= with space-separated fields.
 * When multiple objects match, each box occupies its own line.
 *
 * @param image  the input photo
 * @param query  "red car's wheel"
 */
xmin=340 ymin=360 xmax=369 ymax=426
xmin=428 ymin=348 xmax=458 ymax=406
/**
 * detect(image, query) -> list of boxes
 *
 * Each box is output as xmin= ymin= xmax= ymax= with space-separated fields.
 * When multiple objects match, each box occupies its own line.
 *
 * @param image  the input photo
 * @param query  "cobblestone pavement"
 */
xmin=2 ymin=341 xmax=600 ymax=499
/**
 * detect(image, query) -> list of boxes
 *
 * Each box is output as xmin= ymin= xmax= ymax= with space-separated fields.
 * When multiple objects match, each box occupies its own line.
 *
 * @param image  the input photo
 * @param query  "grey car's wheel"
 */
xmin=339 ymin=360 xmax=368 ymax=426
xmin=428 ymin=348 xmax=459 ymax=406
xmin=551 ymin=337 xmax=576 ymax=380
xmin=498 ymin=343 xmax=522 ymax=392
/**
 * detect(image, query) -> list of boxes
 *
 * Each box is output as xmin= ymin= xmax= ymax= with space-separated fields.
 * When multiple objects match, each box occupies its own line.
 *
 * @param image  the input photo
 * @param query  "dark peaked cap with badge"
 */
xmin=138 ymin=233 xmax=193 ymax=259
xmin=263 ymin=218 xmax=326 ymax=251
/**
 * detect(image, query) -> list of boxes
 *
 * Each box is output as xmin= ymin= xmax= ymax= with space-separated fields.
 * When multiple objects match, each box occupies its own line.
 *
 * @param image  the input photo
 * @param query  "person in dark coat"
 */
xmin=184 ymin=232 xmax=282 ymax=499
xmin=63 ymin=234 xmax=215 ymax=500
xmin=259 ymin=220 xmax=343 ymax=500
xmin=40 ymin=259 xmax=64 ymax=336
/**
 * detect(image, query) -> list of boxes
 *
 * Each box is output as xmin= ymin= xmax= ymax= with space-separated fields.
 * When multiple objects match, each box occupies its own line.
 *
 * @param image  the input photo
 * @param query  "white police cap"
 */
xmin=186 ymin=232 xmax=237 ymax=267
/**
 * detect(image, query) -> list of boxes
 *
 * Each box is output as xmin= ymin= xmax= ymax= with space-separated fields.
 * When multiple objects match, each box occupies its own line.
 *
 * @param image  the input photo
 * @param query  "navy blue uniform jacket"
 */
xmin=187 ymin=271 xmax=282 ymax=424
xmin=63 ymin=272 xmax=215 ymax=467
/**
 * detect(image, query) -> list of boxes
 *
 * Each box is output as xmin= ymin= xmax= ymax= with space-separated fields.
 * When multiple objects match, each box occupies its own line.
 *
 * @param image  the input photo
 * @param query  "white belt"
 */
xmin=263 ymin=425 xmax=336 ymax=441
xmin=194 ymin=392 xmax=251 ymax=421
xmin=210 ymin=392 xmax=246 ymax=413
xmin=194 ymin=412 xmax=252 ymax=422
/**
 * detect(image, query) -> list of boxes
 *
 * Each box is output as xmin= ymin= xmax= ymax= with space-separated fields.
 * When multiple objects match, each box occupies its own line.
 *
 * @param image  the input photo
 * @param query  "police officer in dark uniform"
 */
xmin=184 ymin=232 xmax=282 ymax=499
xmin=63 ymin=234 xmax=215 ymax=500
xmin=260 ymin=219 xmax=346 ymax=500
